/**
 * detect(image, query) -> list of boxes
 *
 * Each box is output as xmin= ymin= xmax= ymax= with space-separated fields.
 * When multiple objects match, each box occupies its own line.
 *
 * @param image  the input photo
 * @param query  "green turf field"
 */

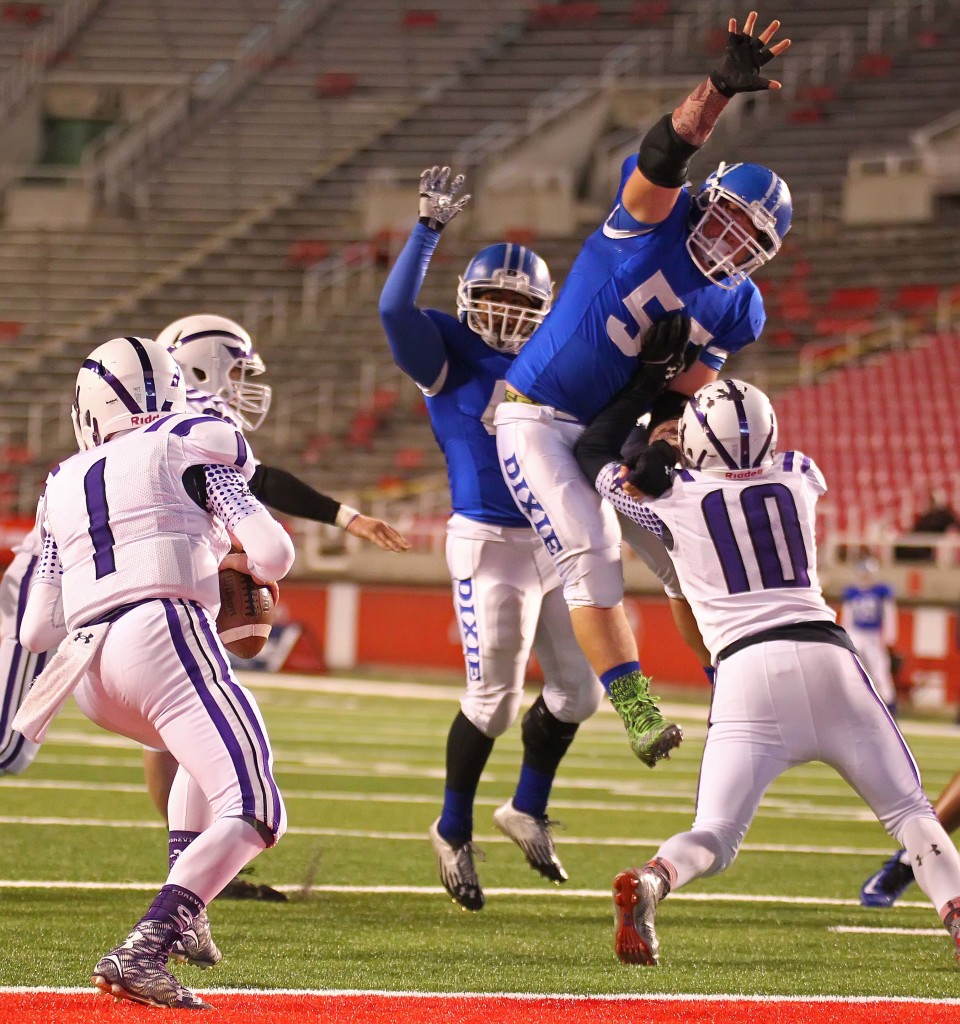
xmin=2 ymin=673 xmax=959 ymax=999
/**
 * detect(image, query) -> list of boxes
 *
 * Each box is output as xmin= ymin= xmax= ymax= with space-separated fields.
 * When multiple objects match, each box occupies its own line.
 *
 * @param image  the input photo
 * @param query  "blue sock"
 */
xmin=439 ymin=788 xmax=474 ymax=845
xmin=513 ymin=764 xmax=553 ymax=820
xmin=600 ymin=661 xmax=641 ymax=694
xmin=703 ymin=665 xmax=716 ymax=687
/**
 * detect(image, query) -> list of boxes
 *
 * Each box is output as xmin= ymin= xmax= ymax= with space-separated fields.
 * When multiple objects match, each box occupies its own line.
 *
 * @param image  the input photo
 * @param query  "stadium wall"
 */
xmin=276 ymin=582 xmax=960 ymax=707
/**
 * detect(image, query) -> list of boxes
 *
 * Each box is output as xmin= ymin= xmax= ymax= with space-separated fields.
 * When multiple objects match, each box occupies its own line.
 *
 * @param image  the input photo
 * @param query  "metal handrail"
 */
xmin=0 ymin=0 xmax=105 ymax=126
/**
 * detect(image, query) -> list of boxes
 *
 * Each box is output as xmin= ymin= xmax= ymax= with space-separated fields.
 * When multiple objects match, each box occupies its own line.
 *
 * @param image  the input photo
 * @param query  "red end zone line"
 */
xmin=5 ymin=992 xmax=960 ymax=1024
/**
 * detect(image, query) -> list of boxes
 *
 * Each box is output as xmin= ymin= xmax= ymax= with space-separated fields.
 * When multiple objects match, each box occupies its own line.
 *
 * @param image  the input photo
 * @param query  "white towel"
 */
xmin=13 ymin=622 xmax=110 ymax=743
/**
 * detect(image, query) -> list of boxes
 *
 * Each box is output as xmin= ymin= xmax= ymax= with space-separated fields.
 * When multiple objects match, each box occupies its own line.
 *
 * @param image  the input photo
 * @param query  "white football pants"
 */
xmin=446 ymin=514 xmax=602 ymax=737
xmin=654 ymin=639 xmax=960 ymax=917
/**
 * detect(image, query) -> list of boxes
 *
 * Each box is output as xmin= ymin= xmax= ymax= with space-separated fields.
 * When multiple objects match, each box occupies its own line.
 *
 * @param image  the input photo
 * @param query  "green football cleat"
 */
xmin=608 ymin=672 xmax=682 ymax=767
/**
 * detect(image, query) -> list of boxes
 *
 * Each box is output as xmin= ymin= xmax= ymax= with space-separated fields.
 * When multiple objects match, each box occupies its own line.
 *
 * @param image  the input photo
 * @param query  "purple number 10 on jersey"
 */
xmin=703 ymin=483 xmax=810 ymax=594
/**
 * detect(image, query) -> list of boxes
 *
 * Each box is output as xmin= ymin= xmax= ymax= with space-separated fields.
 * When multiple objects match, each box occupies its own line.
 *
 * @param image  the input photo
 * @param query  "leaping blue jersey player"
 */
xmin=494 ymin=9 xmax=793 ymax=766
xmin=378 ymin=167 xmax=603 ymax=913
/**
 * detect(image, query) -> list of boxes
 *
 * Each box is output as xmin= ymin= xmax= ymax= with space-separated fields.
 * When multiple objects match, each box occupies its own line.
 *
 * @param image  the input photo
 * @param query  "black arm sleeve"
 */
xmin=248 ymin=464 xmax=341 ymax=524
xmin=574 ymin=371 xmax=667 ymax=484
xmin=648 ymin=390 xmax=689 ymax=432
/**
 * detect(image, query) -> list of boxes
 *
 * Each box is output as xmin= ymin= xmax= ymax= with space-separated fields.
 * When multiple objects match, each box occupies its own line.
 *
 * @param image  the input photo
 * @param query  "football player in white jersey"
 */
xmin=0 ymin=314 xmax=409 ymax=800
xmin=574 ymin=346 xmax=960 ymax=967
xmin=494 ymin=11 xmax=792 ymax=768
xmin=143 ymin=313 xmax=411 ymax=901
xmin=379 ymin=168 xmax=603 ymax=909
xmin=18 ymin=336 xmax=295 ymax=1008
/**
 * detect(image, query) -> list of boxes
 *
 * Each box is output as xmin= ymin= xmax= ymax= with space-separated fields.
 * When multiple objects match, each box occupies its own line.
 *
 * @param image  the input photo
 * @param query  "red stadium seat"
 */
xmin=629 ymin=0 xmax=669 ymax=25
xmin=394 ymin=447 xmax=425 ymax=472
xmin=829 ymin=287 xmax=880 ymax=314
xmin=402 ymin=10 xmax=439 ymax=29
xmin=504 ymin=227 xmax=538 ymax=245
xmin=346 ymin=410 xmax=379 ymax=450
xmin=531 ymin=2 xmax=599 ymax=25
xmin=813 ymin=315 xmax=875 ymax=337
xmin=787 ymin=105 xmax=826 ymax=125
xmin=371 ymin=386 xmax=399 ymax=415
xmin=286 ymin=240 xmax=330 ymax=267
xmin=0 ymin=320 xmax=24 ymax=342
xmin=314 ymin=72 xmax=357 ymax=98
xmin=796 ymin=84 xmax=837 ymax=103
xmin=855 ymin=52 xmax=894 ymax=78
xmin=893 ymin=284 xmax=940 ymax=312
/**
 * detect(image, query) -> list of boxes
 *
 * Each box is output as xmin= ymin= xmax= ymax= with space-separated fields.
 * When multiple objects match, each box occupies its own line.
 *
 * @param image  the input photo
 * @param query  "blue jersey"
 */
xmin=841 ymin=583 xmax=894 ymax=632
xmin=379 ymin=224 xmax=528 ymax=528
xmin=507 ymin=155 xmax=766 ymax=422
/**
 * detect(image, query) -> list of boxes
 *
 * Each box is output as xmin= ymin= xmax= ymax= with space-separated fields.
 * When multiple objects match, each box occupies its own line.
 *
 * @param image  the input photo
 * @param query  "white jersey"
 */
xmin=597 ymin=451 xmax=833 ymax=660
xmin=38 ymin=413 xmax=256 ymax=630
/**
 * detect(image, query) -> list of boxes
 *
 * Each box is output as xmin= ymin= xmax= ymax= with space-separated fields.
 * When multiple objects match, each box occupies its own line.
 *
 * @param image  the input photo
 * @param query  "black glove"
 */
xmin=638 ymin=312 xmax=698 ymax=388
xmin=623 ymin=439 xmax=679 ymax=498
xmin=710 ymin=26 xmax=778 ymax=97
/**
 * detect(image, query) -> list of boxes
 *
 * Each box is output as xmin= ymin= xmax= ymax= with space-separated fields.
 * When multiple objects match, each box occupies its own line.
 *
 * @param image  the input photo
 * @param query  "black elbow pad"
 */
xmin=637 ymin=114 xmax=699 ymax=189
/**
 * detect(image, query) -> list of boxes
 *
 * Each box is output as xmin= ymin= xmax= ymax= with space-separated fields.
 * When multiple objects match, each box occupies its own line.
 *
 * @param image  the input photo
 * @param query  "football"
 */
xmin=216 ymin=568 xmax=276 ymax=658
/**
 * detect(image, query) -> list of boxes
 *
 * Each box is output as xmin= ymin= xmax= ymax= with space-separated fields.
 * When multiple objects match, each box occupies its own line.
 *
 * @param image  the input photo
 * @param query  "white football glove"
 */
xmin=418 ymin=165 xmax=470 ymax=230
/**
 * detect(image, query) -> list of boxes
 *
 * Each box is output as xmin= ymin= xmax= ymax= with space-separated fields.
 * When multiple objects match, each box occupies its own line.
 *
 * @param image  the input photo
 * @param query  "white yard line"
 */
xmin=0 ymin=772 xmax=885 ymax=821
xmin=0 ymin=986 xmax=957 ymax=1004
xmin=0 ymin=878 xmax=932 ymax=911
xmin=0 ymin=813 xmax=894 ymax=856
xmin=829 ymin=925 xmax=944 ymax=936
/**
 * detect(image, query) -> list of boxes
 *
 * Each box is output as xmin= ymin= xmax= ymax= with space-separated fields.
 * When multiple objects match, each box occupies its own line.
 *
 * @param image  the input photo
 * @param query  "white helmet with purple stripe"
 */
xmin=679 ymin=378 xmax=778 ymax=474
xmin=72 ymin=336 xmax=186 ymax=450
xmin=157 ymin=313 xmax=271 ymax=431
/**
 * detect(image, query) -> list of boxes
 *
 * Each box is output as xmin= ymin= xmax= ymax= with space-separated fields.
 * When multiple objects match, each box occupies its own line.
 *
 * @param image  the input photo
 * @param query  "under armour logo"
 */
xmin=73 ymin=631 xmax=94 ymax=644
xmin=916 ymin=844 xmax=942 ymax=868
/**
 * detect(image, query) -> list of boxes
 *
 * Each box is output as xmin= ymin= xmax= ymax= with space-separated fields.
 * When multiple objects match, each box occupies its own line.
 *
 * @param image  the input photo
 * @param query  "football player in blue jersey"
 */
xmin=494 ymin=10 xmax=792 ymax=765
xmin=378 ymin=166 xmax=604 ymax=911
xmin=840 ymin=557 xmax=898 ymax=714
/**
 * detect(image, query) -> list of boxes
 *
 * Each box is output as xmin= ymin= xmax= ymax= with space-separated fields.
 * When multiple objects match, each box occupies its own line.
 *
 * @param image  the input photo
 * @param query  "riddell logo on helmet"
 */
xmin=131 ymin=414 xmax=161 ymax=425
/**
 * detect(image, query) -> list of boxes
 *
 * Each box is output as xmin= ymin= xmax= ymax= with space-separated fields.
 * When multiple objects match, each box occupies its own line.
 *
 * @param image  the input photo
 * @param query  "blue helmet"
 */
xmin=456 ymin=243 xmax=554 ymax=353
xmin=687 ymin=162 xmax=792 ymax=289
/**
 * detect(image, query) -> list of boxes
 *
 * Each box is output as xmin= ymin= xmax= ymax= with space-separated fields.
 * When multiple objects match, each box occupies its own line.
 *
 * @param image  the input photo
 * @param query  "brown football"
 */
xmin=216 ymin=568 xmax=276 ymax=658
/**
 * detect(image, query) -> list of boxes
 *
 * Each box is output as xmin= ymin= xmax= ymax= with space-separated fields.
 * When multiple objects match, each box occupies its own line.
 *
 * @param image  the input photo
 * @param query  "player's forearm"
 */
xmin=231 ymin=510 xmax=295 ymax=583
xmin=249 ymin=464 xmax=341 ymax=524
xmin=378 ymin=224 xmax=446 ymax=385
xmin=19 ymin=581 xmax=66 ymax=652
xmin=671 ymin=78 xmax=730 ymax=148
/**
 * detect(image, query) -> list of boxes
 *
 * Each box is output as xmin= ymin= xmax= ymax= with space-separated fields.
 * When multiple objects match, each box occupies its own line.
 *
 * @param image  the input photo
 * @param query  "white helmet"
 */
xmin=72 ymin=336 xmax=186 ymax=451
xmin=678 ymin=378 xmax=778 ymax=474
xmin=156 ymin=314 xmax=272 ymax=431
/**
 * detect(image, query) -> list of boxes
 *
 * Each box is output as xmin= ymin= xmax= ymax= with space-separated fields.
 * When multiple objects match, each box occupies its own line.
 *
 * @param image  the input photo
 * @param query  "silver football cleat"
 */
xmin=492 ymin=800 xmax=568 ymax=883
xmin=429 ymin=817 xmax=485 ymax=911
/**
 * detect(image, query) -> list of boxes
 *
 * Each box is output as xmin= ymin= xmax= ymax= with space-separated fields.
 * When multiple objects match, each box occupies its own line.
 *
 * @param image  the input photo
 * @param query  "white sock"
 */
xmin=166 ymin=766 xmax=214 ymax=832
xmin=166 ymin=817 xmax=266 ymax=904
xmin=901 ymin=816 xmax=960 ymax=922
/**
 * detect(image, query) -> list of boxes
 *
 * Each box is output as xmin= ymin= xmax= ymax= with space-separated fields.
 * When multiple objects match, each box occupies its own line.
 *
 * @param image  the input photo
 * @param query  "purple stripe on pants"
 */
xmin=193 ymin=605 xmax=281 ymax=836
xmin=161 ymin=599 xmax=258 ymax=819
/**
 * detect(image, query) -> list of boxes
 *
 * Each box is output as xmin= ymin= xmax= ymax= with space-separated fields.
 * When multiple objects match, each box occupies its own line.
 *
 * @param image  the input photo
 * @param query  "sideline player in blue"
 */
xmin=378 ymin=166 xmax=603 ymax=911
xmin=494 ymin=10 xmax=792 ymax=765
xmin=840 ymin=557 xmax=898 ymax=714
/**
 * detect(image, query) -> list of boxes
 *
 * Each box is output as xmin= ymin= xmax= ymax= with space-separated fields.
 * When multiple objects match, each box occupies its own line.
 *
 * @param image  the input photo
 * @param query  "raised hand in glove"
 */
xmin=639 ymin=312 xmax=700 ymax=388
xmin=419 ymin=165 xmax=471 ymax=231
xmin=709 ymin=11 xmax=791 ymax=97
